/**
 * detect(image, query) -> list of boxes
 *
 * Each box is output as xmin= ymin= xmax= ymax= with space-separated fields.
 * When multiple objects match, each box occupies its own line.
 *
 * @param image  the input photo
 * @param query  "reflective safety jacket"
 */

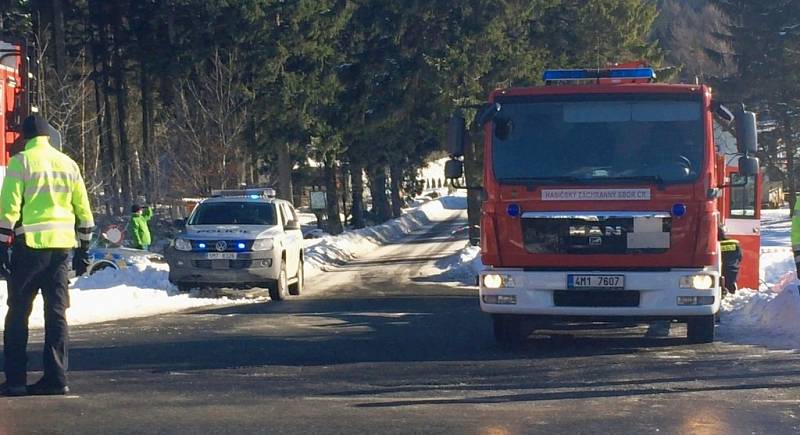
xmin=793 ymin=199 xmax=800 ymax=251
xmin=128 ymin=206 xmax=152 ymax=247
xmin=0 ymin=136 xmax=95 ymax=249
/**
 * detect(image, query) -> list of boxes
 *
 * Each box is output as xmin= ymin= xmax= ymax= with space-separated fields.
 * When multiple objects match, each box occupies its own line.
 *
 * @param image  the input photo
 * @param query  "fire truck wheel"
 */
xmin=686 ymin=315 xmax=715 ymax=344
xmin=492 ymin=314 xmax=526 ymax=349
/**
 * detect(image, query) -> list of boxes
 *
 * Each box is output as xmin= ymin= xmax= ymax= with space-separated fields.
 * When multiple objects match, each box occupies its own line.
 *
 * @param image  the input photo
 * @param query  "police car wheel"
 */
xmin=687 ymin=315 xmax=715 ymax=344
xmin=269 ymin=262 xmax=288 ymax=302
xmin=289 ymin=258 xmax=303 ymax=296
xmin=89 ymin=262 xmax=115 ymax=275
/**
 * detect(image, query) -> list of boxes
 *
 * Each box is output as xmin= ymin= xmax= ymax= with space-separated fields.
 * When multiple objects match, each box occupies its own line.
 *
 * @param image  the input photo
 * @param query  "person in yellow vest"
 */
xmin=793 ymin=198 xmax=800 ymax=292
xmin=719 ymin=226 xmax=742 ymax=296
xmin=0 ymin=115 xmax=94 ymax=396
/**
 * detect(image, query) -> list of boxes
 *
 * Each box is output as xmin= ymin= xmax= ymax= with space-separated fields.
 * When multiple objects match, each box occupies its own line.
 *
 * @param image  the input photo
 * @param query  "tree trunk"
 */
xmin=139 ymin=54 xmax=155 ymax=199
xmin=278 ymin=142 xmax=293 ymax=204
xmin=324 ymin=159 xmax=343 ymax=235
xmin=340 ymin=162 xmax=349 ymax=226
xmin=367 ymin=164 xmax=391 ymax=223
xmin=110 ymin=3 xmax=132 ymax=206
xmin=464 ymin=133 xmax=482 ymax=246
xmin=389 ymin=162 xmax=403 ymax=218
xmin=350 ymin=159 xmax=365 ymax=229
xmin=52 ymin=0 xmax=66 ymax=76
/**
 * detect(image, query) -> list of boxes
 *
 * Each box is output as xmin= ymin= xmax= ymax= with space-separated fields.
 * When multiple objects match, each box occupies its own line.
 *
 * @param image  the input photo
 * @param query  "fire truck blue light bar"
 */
xmin=543 ymin=68 xmax=656 ymax=81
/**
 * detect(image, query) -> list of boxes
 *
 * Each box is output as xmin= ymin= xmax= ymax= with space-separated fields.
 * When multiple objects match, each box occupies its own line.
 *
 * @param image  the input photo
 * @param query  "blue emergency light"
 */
xmin=543 ymin=67 xmax=655 ymax=83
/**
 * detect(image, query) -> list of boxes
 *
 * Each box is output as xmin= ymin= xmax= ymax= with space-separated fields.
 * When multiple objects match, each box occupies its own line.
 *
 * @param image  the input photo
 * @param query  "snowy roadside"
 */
xmin=0 ymin=192 xmax=467 ymax=330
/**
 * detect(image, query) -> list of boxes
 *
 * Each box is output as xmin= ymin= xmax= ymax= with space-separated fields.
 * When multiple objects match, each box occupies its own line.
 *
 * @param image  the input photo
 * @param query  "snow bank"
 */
xmin=304 ymin=193 xmax=466 ymax=278
xmin=0 ymin=260 xmax=251 ymax=330
xmin=720 ymin=271 xmax=800 ymax=348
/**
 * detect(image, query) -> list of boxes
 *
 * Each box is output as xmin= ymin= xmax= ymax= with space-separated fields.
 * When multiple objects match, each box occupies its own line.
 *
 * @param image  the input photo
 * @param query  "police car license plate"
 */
xmin=567 ymin=274 xmax=624 ymax=289
xmin=207 ymin=252 xmax=237 ymax=260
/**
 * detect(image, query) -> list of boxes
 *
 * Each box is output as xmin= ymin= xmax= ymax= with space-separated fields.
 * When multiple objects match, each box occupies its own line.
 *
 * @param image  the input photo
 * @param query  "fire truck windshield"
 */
xmin=491 ymin=95 xmax=704 ymax=184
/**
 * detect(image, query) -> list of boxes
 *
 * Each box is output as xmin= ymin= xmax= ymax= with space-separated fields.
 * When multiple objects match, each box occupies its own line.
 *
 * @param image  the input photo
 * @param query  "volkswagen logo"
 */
xmin=215 ymin=241 xmax=228 ymax=252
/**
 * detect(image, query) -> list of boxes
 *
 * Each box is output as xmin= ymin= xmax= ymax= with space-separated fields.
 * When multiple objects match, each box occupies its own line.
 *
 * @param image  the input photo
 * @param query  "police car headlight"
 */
xmin=679 ymin=274 xmax=715 ymax=290
xmin=251 ymin=238 xmax=274 ymax=251
xmin=175 ymin=238 xmax=192 ymax=251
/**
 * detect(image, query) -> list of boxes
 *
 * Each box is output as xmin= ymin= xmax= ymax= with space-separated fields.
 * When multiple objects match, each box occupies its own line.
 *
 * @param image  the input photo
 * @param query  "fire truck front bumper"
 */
xmin=479 ymin=268 xmax=721 ymax=319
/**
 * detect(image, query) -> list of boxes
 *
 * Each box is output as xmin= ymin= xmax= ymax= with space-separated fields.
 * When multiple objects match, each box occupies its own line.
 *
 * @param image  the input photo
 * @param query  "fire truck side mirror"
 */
xmin=447 ymin=112 xmax=466 ymax=157
xmin=736 ymin=110 xmax=758 ymax=155
xmin=444 ymin=159 xmax=464 ymax=180
xmin=738 ymin=156 xmax=759 ymax=177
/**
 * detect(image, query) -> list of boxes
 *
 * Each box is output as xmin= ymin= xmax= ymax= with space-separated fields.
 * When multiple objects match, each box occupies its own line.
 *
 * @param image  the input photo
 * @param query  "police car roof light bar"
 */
xmin=211 ymin=188 xmax=277 ymax=198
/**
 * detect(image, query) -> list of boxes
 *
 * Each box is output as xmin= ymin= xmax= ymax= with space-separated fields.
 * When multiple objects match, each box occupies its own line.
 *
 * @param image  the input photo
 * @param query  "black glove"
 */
xmin=0 ymin=244 xmax=10 ymax=279
xmin=72 ymin=248 xmax=90 ymax=276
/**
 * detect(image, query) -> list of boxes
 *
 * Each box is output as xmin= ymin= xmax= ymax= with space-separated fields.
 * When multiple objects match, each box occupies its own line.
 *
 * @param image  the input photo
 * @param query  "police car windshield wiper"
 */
xmin=497 ymin=176 xmax=585 ymax=184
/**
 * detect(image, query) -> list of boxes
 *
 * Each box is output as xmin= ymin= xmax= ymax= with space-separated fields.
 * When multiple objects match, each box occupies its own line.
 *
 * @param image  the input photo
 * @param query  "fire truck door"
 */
xmin=725 ymin=172 xmax=762 ymax=290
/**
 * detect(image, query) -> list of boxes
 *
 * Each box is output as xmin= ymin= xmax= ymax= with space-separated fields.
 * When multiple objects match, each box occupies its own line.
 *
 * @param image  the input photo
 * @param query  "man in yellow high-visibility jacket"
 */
xmin=0 ymin=115 xmax=94 ymax=397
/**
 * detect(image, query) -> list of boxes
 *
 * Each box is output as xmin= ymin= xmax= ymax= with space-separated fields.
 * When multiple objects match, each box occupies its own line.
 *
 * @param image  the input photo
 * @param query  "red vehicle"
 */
xmin=0 ymin=38 xmax=33 ymax=180
xmin=445 ymin=66 xmax=760 ymax=346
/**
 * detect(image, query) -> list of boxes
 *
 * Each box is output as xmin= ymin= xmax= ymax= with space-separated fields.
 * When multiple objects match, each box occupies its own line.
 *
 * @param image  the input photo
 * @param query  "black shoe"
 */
xmin=0 ymin=382 xmax=27 ymax=397
xmin=27 ymin=380 xmax=69 ymax=396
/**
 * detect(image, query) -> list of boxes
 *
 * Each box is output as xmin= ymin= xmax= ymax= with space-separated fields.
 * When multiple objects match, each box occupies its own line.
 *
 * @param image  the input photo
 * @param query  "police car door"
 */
xmin=280 ymin=203 xmax=301 ymax=277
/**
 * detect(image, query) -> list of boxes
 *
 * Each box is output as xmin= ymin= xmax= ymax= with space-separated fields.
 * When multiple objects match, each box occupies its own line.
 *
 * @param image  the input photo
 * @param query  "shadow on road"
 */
xmin=2 ymin=289 xmax=735 ymax=375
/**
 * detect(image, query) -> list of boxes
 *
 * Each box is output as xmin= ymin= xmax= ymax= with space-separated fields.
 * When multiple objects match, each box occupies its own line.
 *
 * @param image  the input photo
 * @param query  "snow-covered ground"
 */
xmin=432 ymin=207 xmax=800 ymax=350
xmin=0 ymin=192 xmax=467 ymax=330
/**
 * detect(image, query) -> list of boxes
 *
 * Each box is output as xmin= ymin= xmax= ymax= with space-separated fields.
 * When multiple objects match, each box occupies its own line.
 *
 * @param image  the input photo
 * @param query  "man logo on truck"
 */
xmin=569 ymin=225 xmax=624 ymax=237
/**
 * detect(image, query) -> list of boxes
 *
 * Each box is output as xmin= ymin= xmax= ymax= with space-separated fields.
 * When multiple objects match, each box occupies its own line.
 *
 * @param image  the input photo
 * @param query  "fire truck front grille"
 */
xmin=521 ymin=213 xmax=671 ymax=255
xmin=553 ymin=290 xmax=640 ymax=307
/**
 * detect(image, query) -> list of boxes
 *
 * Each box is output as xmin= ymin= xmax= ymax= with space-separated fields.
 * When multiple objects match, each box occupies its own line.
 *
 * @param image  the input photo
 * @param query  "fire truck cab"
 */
xmin=445 ymin=66 xmax=760 ymax=346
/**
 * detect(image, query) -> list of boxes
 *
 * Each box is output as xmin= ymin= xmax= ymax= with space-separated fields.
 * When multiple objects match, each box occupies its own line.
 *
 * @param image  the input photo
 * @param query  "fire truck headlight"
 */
xmin=483 ymin=273 xmax=510 ymax=289
xmin=679 ymin=274 xmax=715 ymax=290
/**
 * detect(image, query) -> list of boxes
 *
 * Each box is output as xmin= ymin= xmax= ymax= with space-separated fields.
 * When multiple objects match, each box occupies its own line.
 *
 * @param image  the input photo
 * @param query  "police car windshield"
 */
xmin=491 ymin=95 xmax=703 ymax=184
xmin=189 ymin=202 xmax=276 ymax=225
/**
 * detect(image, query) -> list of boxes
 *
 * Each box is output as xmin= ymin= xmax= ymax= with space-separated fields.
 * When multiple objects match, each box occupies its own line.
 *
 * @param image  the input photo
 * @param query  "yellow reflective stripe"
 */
xmin=15 ymin=221 xmax=76 ymax=235
xmin=77 ymin=232 xmax=92 ymax=241
xmin=0 ymin=220 xmax=15 ymax=231
xmin=24 ymin=184 xmax=72 ymax=196
xmin=77 ymin=220 xmax=95 ymax=229
xmin=721 ymin=243 xmax=737 ymax=252
xmin=5 ymin=169 xmax=23 ymax=180
xmin=24 ymin=171 xmax=79 ymax=184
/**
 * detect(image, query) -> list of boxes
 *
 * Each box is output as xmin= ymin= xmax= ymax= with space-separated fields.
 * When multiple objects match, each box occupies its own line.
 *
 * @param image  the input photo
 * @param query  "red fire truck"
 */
xmin=0 ymin=38 xmax=33 ymax=180
xmin=445 ymin=66 xmax=760 ymax=346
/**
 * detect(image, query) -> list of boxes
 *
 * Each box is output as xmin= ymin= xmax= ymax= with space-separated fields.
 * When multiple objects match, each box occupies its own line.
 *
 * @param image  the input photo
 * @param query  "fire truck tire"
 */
xmin=268 ymin=262 xmax=289 ymax=302
xmin=687 ymin=315 xmax=715 ymax=343
xmin=492 ymin=314 xmax=526 ymax=349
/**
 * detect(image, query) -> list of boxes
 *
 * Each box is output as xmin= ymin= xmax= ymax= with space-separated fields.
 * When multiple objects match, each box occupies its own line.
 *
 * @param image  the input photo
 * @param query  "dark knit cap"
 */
xmin=22 ymin=115 xmax=50 ymax=140
xmin=131 ymin=205 xmax=142 ymax=213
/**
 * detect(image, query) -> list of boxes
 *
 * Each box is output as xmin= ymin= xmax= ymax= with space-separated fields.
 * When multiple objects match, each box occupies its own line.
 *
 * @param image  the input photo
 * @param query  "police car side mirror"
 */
xmin=285 ymin=220 xmax=300 ymax=231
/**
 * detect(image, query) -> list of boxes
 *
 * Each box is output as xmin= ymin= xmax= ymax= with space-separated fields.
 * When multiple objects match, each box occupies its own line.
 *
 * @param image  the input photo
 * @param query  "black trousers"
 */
xmin=3 ymin=245 xmax=70 ymax=387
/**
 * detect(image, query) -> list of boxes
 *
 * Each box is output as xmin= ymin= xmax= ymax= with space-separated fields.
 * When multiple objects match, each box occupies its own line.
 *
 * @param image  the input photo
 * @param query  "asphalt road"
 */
xmin=2 ymin=209 xmax=800 ymax=434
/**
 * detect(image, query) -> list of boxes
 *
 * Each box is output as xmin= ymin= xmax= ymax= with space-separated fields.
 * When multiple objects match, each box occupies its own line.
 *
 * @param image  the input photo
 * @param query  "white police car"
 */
xmin=165 ymin=188 xmax=304 ymax=301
